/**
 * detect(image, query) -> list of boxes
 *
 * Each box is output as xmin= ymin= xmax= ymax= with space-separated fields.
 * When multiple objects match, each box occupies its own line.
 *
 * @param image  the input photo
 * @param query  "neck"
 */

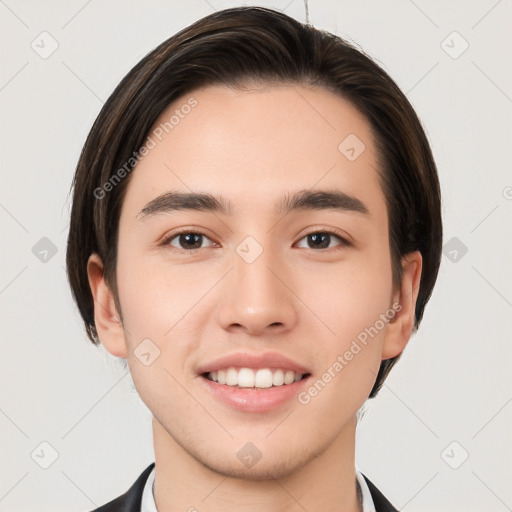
xmin=152 ymin=415 xmax=361 ymax=512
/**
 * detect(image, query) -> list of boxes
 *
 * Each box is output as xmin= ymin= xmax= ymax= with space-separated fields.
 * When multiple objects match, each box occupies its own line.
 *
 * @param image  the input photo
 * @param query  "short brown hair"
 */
xmin=66 ymin=6 xmax=442 ymax=398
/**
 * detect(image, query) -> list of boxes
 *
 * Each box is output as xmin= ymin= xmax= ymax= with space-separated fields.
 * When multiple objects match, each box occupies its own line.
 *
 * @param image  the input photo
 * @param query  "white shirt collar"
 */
xmin=141 ymin=465 xmax=375 ymax=512
xmin=355 ymin=465 xmax=377 ymax=512
xmin=141 ymin=465 xmax=157 ymax=512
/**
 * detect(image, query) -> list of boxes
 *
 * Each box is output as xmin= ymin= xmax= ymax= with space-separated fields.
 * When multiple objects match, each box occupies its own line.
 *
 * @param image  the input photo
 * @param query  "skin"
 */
xmin=87 ymin=83 xmax=422 ymax=512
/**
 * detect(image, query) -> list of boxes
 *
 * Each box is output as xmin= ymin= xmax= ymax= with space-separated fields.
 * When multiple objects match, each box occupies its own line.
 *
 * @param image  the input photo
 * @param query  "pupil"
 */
xmin=309 ymin=233 xmax=329 ymax=249
xmin=180 ymin=233 xmax=202 ymax=249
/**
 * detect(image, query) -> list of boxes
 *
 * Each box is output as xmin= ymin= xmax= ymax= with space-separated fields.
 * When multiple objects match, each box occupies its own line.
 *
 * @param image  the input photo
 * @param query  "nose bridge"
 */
xmin=217 ymin=234 xmax=298 ymax=333
xmin=236 ymin=241 xmax=281 ymax=304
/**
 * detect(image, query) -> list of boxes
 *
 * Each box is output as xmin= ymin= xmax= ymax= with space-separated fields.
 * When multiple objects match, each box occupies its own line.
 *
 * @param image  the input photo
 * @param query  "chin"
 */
xmin=198 ymin=445 xmax=314 ymax=481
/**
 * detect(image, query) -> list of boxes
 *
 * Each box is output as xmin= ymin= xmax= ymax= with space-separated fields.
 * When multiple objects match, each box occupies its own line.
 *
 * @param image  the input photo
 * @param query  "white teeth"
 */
xmin=238 ymin=367 xmax=255 ymax=387
xmin=272 ymin=369 xmax=284 ymax=386
xmin=226 ymin=367 xmax=238 ymax=386
xmin=284 ymin=370 xmax=295 ymax=385
xmin=207 ymin=367 xmax=304 ymax=388
xmin=254 ymin=369 xmax=273 ymax=388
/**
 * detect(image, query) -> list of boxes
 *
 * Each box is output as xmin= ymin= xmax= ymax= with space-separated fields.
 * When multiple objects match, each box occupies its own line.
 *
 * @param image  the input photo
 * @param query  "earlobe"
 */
xmin=86 ymin=253 xmax=128 ymax=358
xmin=381 ymin=251 xmax=423 ymax=360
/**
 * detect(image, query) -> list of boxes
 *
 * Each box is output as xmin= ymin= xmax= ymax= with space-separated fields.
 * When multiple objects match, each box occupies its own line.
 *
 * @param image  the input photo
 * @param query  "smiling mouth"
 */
xmin=201 ymin=368 xmax=311 ymax=390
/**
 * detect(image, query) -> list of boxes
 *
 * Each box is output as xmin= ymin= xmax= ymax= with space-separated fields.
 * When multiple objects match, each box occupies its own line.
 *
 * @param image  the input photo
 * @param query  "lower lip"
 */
xmin=200 ymin=375 xmax=311 ymax=413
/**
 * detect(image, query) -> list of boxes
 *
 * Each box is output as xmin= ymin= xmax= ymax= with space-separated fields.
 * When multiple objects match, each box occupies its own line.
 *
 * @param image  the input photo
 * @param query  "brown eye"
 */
xmin=165 ymin=231 xmax=215 ymax=251
xmin=296 ymin=231 xmax=350 ymax=250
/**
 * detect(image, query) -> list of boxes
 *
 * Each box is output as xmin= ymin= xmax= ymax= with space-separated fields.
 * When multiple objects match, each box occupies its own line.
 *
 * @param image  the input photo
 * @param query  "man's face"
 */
xmin=113 ymin=84 xmax=399 ymax=478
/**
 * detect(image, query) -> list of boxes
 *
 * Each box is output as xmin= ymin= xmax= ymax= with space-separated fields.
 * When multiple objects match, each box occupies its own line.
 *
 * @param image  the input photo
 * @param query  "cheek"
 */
xmin=116 ymin=248 xmax=201 ymax=334
xmin=115 ymin=253 xmax=211 ymax=388
xmin=116 ymin=257 xmax=201 ymax=409
xmin=299 ymin=253 xmax=393 ymax=336
xmin=297 ymin=271 xmax=392 ymax=414
xmin=295 ymin=250 xmax=394 ymax=399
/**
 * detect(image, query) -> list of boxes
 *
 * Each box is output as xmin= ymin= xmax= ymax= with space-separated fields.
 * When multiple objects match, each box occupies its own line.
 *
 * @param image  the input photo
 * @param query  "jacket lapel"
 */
xmin=89 ymin=462 xmax=155 ymax=512
xmin=362 ymin=474 xmax=399 ymax=512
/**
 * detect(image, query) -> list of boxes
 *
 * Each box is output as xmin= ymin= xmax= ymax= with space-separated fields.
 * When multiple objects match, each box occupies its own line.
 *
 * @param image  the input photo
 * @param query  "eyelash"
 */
xmin=161 ymin=227 xmax=351 ymax=254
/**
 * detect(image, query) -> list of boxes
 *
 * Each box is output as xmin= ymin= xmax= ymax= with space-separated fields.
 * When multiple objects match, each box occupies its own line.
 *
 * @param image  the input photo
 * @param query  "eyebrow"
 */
xmin=137 ymin=188 xmax=369 ymax=221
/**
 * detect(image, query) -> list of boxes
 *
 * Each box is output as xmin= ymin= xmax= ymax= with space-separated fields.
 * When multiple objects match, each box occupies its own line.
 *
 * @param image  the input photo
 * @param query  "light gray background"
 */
xmin=1 ymin=1 xmax=511 ymax=511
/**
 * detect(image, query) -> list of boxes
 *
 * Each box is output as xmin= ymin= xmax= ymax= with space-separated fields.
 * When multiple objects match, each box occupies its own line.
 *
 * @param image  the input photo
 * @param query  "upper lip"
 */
xmin=197 ymin=351 xmax=311 ymax=375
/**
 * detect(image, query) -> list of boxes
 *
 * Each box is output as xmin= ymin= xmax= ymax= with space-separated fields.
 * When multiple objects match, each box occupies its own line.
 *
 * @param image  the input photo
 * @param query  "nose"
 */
xmin=216 ymin=244 xmax=299 ymax=336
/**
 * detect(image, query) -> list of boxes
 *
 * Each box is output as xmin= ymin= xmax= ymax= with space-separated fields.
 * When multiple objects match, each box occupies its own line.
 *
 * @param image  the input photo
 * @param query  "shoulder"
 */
xmin=361 ymin=473 xmax=400 ymax=512
xmin=88 ymin=462 xmax=155 ymax=512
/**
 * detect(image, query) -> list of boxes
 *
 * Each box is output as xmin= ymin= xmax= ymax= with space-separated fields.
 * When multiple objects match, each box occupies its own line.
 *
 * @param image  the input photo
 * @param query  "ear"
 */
xmin=86 ymin=253 xmax=128 ymax=358
xmin=381 ymin=251 xmax=423 ymax=360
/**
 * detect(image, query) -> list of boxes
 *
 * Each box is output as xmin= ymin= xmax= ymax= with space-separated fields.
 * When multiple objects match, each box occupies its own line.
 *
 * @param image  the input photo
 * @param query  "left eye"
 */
xmin=295 ymin=231 xmax=349 ymax=250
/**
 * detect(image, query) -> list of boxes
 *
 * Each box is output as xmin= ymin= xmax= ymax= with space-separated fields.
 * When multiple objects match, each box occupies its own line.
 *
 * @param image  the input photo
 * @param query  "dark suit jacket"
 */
xmin=90 ymin=462 xmax=399 ymax=511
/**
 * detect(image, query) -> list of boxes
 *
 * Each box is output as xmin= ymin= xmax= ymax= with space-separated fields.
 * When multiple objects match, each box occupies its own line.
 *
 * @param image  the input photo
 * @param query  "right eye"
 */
xmin=162 ymin=230 xmax=217 ymax=252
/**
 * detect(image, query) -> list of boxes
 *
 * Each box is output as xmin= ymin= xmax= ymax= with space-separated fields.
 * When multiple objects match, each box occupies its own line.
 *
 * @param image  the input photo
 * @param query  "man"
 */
xmin=66 ymin=7 xmax=442 ymax=512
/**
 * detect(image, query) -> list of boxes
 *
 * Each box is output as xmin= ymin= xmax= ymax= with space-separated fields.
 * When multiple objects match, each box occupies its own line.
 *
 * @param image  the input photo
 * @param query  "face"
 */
xmin=91 ymin=83 xmax=417 ymax=480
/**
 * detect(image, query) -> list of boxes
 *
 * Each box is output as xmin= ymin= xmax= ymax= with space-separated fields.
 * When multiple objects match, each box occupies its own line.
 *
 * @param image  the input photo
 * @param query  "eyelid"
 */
xmin=296 ymin=225 xmax=353 ymax=246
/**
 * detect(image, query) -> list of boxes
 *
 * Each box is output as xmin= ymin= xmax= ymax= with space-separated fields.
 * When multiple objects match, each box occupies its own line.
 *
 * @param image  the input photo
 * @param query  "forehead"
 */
xmin=120 ymin=83 xmax=385 ymax=220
